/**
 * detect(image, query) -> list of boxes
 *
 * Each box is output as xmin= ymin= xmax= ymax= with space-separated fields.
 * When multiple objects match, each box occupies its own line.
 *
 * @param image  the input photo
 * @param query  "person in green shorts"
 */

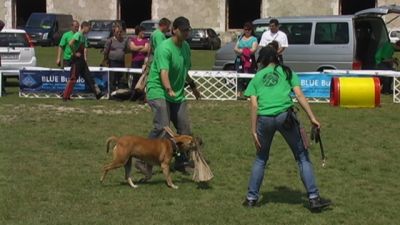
xmin=56 ymin=20 xmax=80 ymax=67
xmin=129 ymin=17 xmax=200 ymax=182
xmin=242 ymin=46 xmax=331 ymax=210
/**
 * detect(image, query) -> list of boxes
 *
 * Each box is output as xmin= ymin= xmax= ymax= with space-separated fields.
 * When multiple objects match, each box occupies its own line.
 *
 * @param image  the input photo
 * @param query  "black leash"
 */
xmin=311 ymin=125 xmax=326 ymax=167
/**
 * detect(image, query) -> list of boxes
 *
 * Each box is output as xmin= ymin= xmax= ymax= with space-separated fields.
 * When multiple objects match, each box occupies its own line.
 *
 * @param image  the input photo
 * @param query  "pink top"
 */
xmin=131 ymin=37 xmax=149 ymax=62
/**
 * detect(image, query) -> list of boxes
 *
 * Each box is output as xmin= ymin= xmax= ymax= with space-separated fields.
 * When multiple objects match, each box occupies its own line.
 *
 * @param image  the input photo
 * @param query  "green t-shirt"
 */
xmin=147 ymin=38 xmax=191 ymax=103
xmin=375 ymin=41 xmax=394 ymax=64
xmin=150 ymin=29 xmax=166 ymax=55
xmin=59 ymin=31 xmax=75 ymax=60
xmin=71 ymin=31 xmax=88 ymax=55
xmin=244 ymin=65 xmax=301 ymax=116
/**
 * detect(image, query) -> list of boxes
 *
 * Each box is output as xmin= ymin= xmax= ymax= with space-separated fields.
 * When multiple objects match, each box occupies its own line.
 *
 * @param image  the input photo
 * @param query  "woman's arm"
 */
xmin=293 ymin=86 xmax=320 ymax=128
xmin=250 ymin=96 xmax=261 ymax=151
xmin=250 ymin=40 xmax=258 ymax=54
xmin=129 ymin=41 xmax=144 ymax=51
xmin=233 ymin=41 xmax=242 ymax=55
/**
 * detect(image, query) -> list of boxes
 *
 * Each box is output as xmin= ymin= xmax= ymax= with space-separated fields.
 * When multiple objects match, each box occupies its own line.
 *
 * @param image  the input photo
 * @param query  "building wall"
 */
xmin=152 ymin=0 xmax=224 ymax=31
xmin=378 ymin=0 xmax=400 ymax=29
xmin=261 ymin=0 xmax=339 ymax=17
xmin=1 ymin=0 xmax=12 ymax=28
xmin=47 ymin=0 xmax=118 ymax=22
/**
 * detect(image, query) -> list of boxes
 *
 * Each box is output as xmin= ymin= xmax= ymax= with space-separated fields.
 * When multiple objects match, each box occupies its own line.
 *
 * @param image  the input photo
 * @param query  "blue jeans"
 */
xmin=246 ymin=111 xmax=319 ymax=201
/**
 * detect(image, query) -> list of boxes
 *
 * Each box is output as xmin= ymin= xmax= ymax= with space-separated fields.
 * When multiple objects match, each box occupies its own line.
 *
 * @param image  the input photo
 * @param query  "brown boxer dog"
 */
xmin=100 ymin=133 xmax=196 ymax=189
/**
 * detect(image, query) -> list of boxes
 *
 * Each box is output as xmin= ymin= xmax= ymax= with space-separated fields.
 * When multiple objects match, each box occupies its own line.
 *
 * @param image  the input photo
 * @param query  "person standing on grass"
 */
xmin=259 ymin=18 xmax=288 ymax=64
xmin=234 ymin=22 xmax=258 ymax=99
xmin=242 ymin=46 xmax=331 ymax=210
xmin=130 ymin=18 xmax=172 ymax=101
xmin=103 ymin=24 xmax=129 ymax=92
xmin=56 ymin=20 xmax=79 ymax=67
xmin=128 ymin=25 xmax=149 ymax=100
xmin=131 ymin=17 xmax=201 ymax=180
xmin=62 ymin=21 xmax=104 ymax=101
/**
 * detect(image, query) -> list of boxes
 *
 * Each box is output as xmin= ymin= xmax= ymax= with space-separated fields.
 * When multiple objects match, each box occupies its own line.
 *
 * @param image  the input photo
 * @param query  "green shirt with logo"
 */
xmin=59 ymin=31 xmax=75 ymax=60
xmin=150 ymin=29 xmax=166 ymax=55
xmin=147 ymin=38 xmax=191 ymax=103
xmin=244 ymin=65 xmax=300 ymax=116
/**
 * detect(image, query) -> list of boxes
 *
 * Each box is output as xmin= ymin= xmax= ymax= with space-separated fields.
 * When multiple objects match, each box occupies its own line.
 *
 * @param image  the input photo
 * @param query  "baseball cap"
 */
xmin=173 ymin=16 xmax=191 ymax=31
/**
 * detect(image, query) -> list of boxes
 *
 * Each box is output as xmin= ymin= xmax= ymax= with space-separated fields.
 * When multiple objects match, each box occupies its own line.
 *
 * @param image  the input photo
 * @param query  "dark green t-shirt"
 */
xmin=59 ymin=31 xmax=75 ymax=60
xmin=147 ymin=38 xmax=191 ymax=103
xmin=244 ymin=65 xmax=301 ymax=116
xmin=150 ymin=29 xmax=166 ymax=55
xmin=375 ymin=41 xmax=394 ymax=65
xmin=71 ymin=31 xmax=88 ymax=55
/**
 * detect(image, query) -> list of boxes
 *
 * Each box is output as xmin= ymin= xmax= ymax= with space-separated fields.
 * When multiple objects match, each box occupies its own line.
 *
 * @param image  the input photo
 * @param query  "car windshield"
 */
xmin=90 ymin=21 xmax=114 ymax=31
xmin=191 ymin=29 xmax=206 ymax=38
xmin=26 ymin=15 xmax=53 ymax=29
xmin=141 ymin=22 xmax=156 ymax=32
xmin=0 ymin=33 xmax=29 ymax=47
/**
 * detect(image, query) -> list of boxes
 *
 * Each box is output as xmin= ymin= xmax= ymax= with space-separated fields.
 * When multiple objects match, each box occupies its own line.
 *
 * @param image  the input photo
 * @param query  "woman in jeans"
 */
xmin=103 ymin=24 xmax=129 ymax=91
xmin=242 ymin=46 xmax=331 ymax=210
xmin=234 ymin=22 xmax=258 ymax=99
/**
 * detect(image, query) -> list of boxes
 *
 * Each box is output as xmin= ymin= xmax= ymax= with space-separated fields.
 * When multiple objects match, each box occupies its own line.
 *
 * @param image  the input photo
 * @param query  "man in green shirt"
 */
xmin=56 ymin=20 xmax=79 ymax=67
xmin=150 ymin=18 xmax=171 ymax=56
xmin=62 ymin=21 xmax=104 ymax=101
xmin=129 ymin=17 xmax=201 ymax=182
xmin=375 ymin=40 xmax=400 ymax=94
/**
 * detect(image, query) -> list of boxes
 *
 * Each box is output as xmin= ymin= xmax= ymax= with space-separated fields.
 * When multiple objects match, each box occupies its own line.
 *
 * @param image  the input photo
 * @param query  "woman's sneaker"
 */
xmin=309 ymin=197 xmax=331 ymax=210
xmin=242 ymin=198 xmax=258 ymax=208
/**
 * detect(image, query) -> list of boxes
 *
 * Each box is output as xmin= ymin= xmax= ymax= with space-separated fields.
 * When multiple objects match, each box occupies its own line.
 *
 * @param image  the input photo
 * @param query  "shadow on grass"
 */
xmin=259 ymin=186 xmax=333 ymax=213
xmin=259 ymin=186 xmax=306 ymax=206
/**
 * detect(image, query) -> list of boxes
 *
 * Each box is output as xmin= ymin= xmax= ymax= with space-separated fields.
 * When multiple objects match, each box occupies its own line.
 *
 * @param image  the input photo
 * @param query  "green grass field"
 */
xmin=1 ymin=47 xmax=400 ymax=225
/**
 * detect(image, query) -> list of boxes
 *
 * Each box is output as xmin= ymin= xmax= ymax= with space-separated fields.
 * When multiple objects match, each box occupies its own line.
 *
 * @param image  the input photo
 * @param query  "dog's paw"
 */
xmin=170 ymin=184 xmax=179 ymax=189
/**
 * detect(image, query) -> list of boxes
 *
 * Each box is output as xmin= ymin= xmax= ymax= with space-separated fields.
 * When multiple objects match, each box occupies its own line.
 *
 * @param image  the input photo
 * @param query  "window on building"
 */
xmin=340 ymin=0 xmax=376 ymax=15
xmin=280 ymin=23 xmax=312 ymax=45
xmin=16 ymin=0 xmax=46 ymax=28
xmin=120 ymin=0 xmax=152 ymax=28
xmin=227 ymin=0 xmax=261 ymax=29
xmin=315 ymin=22 xmax=349 ymax=44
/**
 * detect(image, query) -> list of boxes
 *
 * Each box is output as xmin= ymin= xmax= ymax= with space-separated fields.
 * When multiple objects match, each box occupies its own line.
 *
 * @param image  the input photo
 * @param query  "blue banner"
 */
xmin=297 ymin=73 xmax=334 ymax=98
xmin=19 ymin=70 xmax=109 ymax=96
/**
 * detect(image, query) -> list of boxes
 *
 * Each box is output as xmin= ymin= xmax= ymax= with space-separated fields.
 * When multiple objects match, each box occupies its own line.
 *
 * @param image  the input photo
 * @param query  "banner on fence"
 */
xmin=19 ymin=70 xmax=109 ymax=98
xmin=297 ymin=73 xmax=334 ymax=98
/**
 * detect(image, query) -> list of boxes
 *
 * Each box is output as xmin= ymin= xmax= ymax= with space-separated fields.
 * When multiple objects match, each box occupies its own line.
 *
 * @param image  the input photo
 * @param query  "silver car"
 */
xmin=0 ymin=29 xmax=37 ymax=74
xmin=213 ymin=5 xmax=400 ymax=72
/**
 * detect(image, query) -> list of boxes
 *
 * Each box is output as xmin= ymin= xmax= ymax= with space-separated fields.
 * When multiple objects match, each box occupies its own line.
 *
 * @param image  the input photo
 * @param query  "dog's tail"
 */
xmin=106 ymin=136 xmax=118 ymax=153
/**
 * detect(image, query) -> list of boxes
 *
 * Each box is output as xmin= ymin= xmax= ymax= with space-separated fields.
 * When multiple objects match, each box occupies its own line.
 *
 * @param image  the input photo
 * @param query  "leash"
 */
xmin=168 ymin=138 xmax=180 ymax=157
xmin=311 ymin=125 xmax=326 ymax=167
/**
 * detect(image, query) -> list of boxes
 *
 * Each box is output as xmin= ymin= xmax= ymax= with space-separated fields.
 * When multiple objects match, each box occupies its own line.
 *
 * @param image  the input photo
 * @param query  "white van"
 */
xmin=213 ymin=5 xmax=400 ymax=71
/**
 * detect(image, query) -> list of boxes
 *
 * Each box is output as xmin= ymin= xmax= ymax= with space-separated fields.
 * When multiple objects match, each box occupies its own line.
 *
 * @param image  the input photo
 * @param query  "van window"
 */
xmin=315 ymin=22 xmax=349 ymax=44
xmin=280 ymin=23 xmax=312 ymax=44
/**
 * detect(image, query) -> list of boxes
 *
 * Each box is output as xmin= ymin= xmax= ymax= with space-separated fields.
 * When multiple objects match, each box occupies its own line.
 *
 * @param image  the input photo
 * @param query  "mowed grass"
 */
xmin=1 ymin=47 xmax=400 ymax=225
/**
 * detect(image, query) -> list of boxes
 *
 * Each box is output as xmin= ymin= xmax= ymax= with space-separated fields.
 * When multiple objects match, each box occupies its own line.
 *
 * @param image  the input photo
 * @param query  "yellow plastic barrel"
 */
xmin=330 ymin=77 xmax=380 ymax=108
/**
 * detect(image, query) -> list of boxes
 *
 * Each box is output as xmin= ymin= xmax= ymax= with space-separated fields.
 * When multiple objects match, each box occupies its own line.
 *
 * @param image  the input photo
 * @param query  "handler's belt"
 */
xmin=311 ymin=125 xmax=326 ymax=167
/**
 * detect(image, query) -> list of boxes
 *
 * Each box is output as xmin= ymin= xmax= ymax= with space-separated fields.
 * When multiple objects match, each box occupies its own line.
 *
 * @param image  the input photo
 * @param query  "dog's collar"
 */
xmin=168 ymin=138 xmax=180 ymax=156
